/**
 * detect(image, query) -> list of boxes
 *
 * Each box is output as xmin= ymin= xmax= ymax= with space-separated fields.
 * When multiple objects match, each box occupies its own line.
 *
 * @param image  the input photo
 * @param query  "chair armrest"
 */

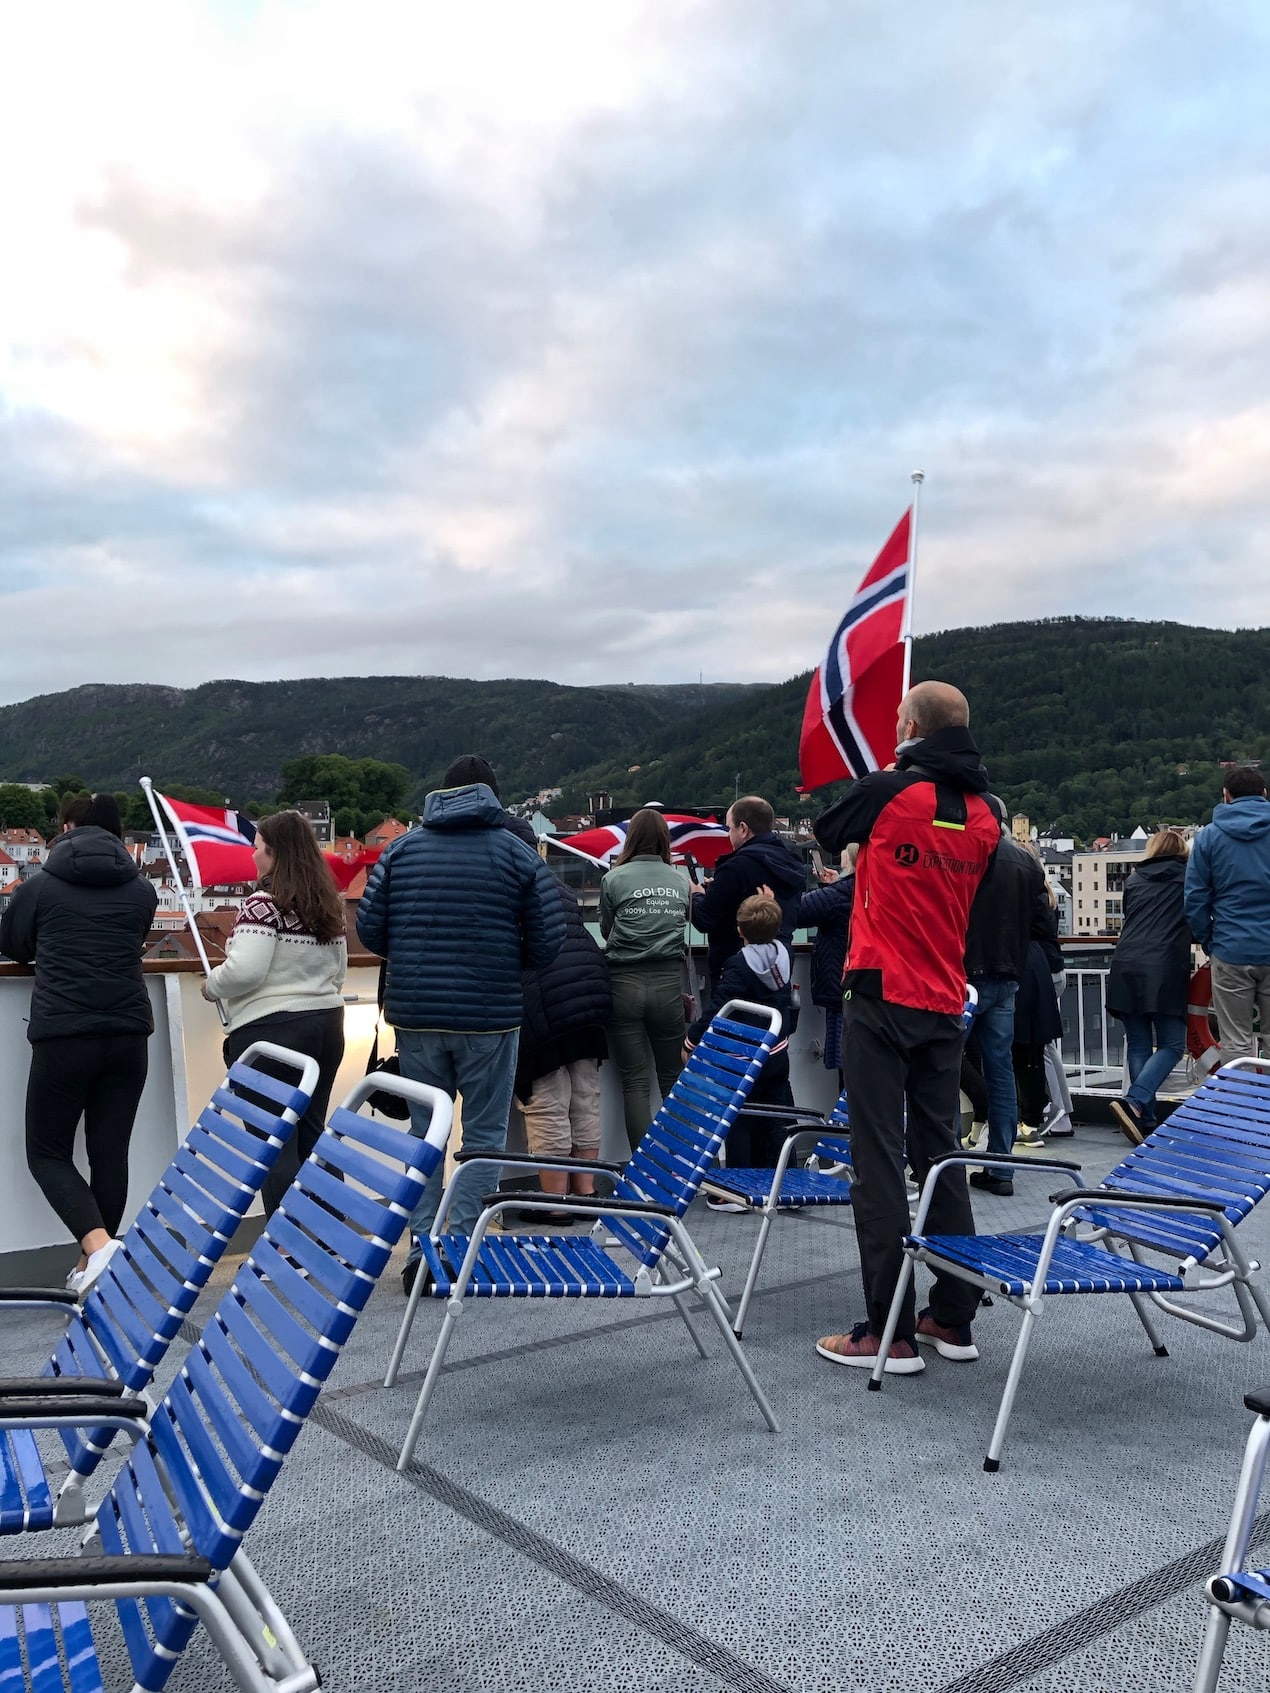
xmin=0 ymin=1287 xmax=79 ymax=1308
xmin=0 ymin=1553 xmax=213 ymax=1590
xmin=0 ymin=1375 xmax=125 ymax=1401
xmin=0 ymin=1395 xmax=149 ymax=1424
xmin=1058 ymin=1187 xmax=1227 ymax=1213
xmin=1244 ymin=1388 xmax=1270 ymax=1418
xmin=481 ymin=1191 xmax=675 ymax=1218
xmin=739 ymin=1106 xmax=831 ymax=1122
xmin=931 ymin=1152 xmax=1082 ymax=1174
xmin=457 ymin=1149 xmax=627 ymax=1174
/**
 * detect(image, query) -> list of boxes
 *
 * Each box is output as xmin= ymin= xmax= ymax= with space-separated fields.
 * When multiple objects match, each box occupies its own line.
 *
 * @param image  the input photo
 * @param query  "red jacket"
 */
xmin=814 ymin=727 xmax=1000 ymax=1015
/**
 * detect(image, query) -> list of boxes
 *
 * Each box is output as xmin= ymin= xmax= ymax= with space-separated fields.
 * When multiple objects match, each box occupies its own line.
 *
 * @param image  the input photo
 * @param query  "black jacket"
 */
xmin=1106 ymin=856 xmax=1191 ymax=1018
xmin=0 ymin=827 xmax=158 ymax=1042
xmin=685 ymin=940 xmax=793 ymax=1054
xmin=1013 ymin=940 xmax=1064 ymax=1046
xmin=793 ymin=876 xmax=855 ymax=1009
xmin=964 ymin=836 xmax=1052 ymax=983
xmin=516 ymin=883 xmax=612 ymax=1097
xmin=689 ymin=831 xmax=805 ymax=980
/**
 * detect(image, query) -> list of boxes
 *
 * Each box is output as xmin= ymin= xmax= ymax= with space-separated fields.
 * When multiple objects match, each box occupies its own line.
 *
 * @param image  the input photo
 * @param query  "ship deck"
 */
xmin=8 ymin=1112 xmax=1270 ymax=1693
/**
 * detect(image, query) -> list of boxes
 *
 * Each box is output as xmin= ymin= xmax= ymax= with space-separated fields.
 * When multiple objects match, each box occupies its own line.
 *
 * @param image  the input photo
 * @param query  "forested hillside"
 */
xmin=0 ymin=620 xmax=1265 ymax=843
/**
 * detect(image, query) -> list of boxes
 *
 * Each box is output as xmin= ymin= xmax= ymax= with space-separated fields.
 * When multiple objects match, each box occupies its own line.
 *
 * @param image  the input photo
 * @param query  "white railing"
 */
xmin=1060 ymin=967 xmax=1194 ymax=1099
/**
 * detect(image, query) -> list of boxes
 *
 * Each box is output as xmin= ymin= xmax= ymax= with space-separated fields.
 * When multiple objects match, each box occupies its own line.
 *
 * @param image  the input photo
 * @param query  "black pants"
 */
xmin=843 ymin=994 xmax=978 ymax=1338
xmin=1012 ymin=1043 xmax=1048 ymax=1128
xmin=960 ymin=1049 xmax=990 ymax=1122
xmin=26 ymin=1033 xmax=150 ymax=1243
xmin=724 ymin=1053 xmax=794 ymax=1168
xmin=223 ymin=1008 xmax=345 ymax=1216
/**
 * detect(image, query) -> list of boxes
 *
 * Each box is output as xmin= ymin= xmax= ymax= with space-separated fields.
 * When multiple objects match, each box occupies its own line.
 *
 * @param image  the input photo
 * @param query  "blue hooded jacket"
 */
xmin=1184 ymin=797 xmax=1270 ymax=964
xmin=356 ymin=783 xmax=565 ymax=1032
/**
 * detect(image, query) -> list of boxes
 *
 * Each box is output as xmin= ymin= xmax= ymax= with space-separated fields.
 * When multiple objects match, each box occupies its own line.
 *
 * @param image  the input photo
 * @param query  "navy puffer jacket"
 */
xmin=793 ymin=875 xmax=855 ymax=1009
xmin=356 ymin=784 xmax=565 ymax=1032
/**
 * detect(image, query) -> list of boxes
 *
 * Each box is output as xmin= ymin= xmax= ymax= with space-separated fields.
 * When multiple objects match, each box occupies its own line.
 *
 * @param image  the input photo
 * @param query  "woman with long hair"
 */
xmin=204 ymin=810 xmax=347 ymax=1212
xmin=1107 ymin=827 xmax=1192 ymax=1143
xmin=0 ymin=791 xmax=158 ymax=1296
xmin=598 ymin=809 xmax=692 ymax=1149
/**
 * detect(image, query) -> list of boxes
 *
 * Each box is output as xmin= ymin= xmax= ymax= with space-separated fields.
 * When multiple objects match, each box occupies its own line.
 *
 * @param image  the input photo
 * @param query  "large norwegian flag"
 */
xmin=558 ymin=813 xmax=732 ymax=869
xmin=797 ymin=509 xmax=911 ymax=791
xmin=155 ymin=794 xmax=259 ymax=890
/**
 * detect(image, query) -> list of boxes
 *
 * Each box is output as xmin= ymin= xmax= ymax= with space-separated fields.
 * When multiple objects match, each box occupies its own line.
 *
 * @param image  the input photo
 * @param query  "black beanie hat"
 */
xmin=443 ymin=755 xmax=499 ymax=798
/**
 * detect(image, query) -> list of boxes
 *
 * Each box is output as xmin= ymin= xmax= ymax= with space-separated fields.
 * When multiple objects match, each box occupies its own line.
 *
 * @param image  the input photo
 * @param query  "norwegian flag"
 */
xmin=154 ymin=794 xmax=259 ymax=890
xmin=798 ymin=509 xmax=911 ymax=791
xmin=558 ymin=813 xmax=732 ymax=869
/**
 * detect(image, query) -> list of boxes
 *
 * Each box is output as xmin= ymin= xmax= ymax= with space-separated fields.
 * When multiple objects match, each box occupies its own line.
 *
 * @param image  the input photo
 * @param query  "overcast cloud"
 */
xmin=2 ymin=0 xmax=1268 ymax=704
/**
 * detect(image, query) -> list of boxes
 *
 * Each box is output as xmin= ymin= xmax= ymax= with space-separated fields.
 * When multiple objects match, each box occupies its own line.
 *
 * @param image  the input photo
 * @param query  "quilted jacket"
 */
xmin=356 ymin=783 xmax=565 ymax=1032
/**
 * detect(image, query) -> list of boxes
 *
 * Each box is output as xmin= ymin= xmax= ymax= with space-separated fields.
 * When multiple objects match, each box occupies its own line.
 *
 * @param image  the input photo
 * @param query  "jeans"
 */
xmin=607 ymin=961 xmax=686 ymax=1150
xmin=25 ymin=1033 xmax=151 ymax=1243
xmin=967 ymin=976 xmax=1018 ymax=1179
xmin=396 ymin=1027 xmax=520 ymax=1251
xmin=1121 ymin=1012 xmax=1187 ymax=1128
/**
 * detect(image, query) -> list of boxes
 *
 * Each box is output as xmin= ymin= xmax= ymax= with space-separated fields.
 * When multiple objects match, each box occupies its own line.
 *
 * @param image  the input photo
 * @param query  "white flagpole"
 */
xmin=901 ymin=468 xmax=925 ymax=696
xmin=544 ymin=836 xmax=609 ymax=868
xmin=140 ymin=777 xmax=229 ymax=1028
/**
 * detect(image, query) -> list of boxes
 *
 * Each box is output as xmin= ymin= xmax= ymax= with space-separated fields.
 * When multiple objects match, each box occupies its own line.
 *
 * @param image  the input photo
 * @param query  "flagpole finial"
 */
xmin=911 ymin=469 xmax=925 ymax=485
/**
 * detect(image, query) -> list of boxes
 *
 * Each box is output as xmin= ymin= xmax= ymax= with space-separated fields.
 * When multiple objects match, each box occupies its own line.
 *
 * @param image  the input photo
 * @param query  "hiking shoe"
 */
xmin=815 ymin=1322 xmax=925 ymax=1374
xmin=969 ymin=1170 xmax=1014 ymax=1197
xmin=1014 ymin=1125 xmax=1046 ymax=1149
xmin=706 ymin=1194 xmax=748 ymax=1213
xmin=916 ymin=1308 xmax=979 ymax=1361
xmin=1111 ymin=1099 xmax=1146 ymax=1145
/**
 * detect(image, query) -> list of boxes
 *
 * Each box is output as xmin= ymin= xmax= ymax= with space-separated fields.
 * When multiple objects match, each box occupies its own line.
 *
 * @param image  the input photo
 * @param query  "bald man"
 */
xmin=812 ymin=680 xmax=1000 ymax=1375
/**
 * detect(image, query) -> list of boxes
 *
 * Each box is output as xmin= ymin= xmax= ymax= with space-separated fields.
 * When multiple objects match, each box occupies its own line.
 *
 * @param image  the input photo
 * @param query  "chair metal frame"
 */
xmin=0 ymin=1043 xmax=320 ymax=1536
xmin=0 ymin=1071 xmax=453 ymax=1693
xmin=871 ymin=1058 xmax=1270 ymax=1472
xmin=384 ymin=1002 xmax=784 ymax=1470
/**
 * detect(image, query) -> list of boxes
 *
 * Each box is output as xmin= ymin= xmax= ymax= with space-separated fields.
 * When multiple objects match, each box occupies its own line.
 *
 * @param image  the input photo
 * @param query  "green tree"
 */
xmin=277 ymin=755 xmax=410 ymax=823
xmin=0 ymin=783 xmax=49 ymax=830
xmin=50 ymin=774 xmax=88 ymax=797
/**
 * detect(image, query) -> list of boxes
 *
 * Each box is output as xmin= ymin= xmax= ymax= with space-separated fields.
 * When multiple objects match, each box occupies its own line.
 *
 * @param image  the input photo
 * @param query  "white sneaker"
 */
xmin=705 ymin=1194 xmax=747 ymax=1213
xmin=70 ymin=1239 xmax=121 ymax=1300
xmin=964 ymin=1121 xmax=987 ymax=1149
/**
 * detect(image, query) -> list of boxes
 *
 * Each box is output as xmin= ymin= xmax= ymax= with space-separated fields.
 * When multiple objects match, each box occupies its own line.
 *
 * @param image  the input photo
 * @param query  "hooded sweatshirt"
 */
xmin=814 ymin=725 xmax=999 ymax=1015
xmin=685 ymin=938 xmax=792 ymax=1053
xmin=0 ymin=825 xmax=158 ymax=1041
xmin=1184 ymin=797 xmax=1270 ymax=963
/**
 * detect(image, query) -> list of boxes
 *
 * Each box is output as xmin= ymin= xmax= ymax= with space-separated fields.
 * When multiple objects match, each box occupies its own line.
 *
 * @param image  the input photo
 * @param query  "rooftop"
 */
xmin=8 ymin=1113 xmax=1270 ymax=1693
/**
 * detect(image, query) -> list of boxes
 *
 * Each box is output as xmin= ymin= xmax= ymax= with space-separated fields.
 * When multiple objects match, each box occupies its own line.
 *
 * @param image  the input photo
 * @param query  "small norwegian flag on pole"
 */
xmin=797 ymin=474 xmax=924 ymax=791
xmin=557 ymin=813 xmax=733 ymax=868
xmin=150 ymin=792 xmax=259 ymax=891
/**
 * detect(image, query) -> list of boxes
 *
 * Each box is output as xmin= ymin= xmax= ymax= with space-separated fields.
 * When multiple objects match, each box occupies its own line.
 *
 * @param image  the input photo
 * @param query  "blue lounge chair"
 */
xmin=0 ymin=1071 xmax=452 ymax=1693
xmin=1194 ymin=1385 xmax=1270 ymax=1691
xmin=0 ymin=1043 xmax=318 ymax=1536
xmin=871 ymin=1059 xmax=1270 ymax=1471
xmin=385 ymin=1002 xmax=783 ymax=1470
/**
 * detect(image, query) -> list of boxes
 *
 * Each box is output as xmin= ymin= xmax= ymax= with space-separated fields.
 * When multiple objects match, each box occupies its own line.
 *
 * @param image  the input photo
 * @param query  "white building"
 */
xmin=1071 ymin=839 xmax=1149 ymax=935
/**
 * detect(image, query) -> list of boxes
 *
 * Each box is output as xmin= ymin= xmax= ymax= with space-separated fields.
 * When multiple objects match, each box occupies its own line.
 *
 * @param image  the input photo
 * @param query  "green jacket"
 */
xmin=599 ymin=857 xmax=692 ymax=964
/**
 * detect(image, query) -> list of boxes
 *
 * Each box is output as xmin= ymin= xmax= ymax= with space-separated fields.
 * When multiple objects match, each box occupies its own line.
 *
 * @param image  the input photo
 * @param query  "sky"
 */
xmin=2 ymin=0 xmax=1269 ymax=705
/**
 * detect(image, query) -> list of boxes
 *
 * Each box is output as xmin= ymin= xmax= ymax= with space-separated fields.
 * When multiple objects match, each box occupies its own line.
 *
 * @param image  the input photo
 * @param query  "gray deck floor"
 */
xmin=9 ymin=1118 xmax=1270 ymax=1693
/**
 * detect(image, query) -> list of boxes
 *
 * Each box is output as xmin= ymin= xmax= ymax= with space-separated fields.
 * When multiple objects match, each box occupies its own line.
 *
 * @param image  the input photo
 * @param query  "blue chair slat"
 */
xmin=426 ymin=1234 xmax=638 ymax=1298
xmin=619 ymin=1151 xmax=693 ymax=1213
xmin=1216 ymin=1568 xmax=1270 ymax=1604
xmin=128 ymin=1195 xmax=217 ymax=1285
xmin=157 ymin=1157 xmax=246 ymax=1227
xmin=0 ymin=1432 xmax=53 ymax=1533
xmin=220 ymin=1061 xmax=308 ymax=1115
xmin=296 ymin=1159 xmax=385 ymax=1239
xmin=84 ymin=1268 xmax=162 ymax=1370
xmin=708 ymin=1167 xmax=852 ymax=1206
xmin=1121 ymin=1142 xmax=1267 ymax=1202
xmin=812 ymin=1136 xmax=853 ymax=1163
xmin=1075 ymin=1205 xmax=1221 ymax=1259
xmin=316 ymin=1124 xmax=434 ymax=1217
xmin=914 ymin=1231 xmax=1186 ymax=1297
xmin=100 ymin=1232 xmax=187 ymax=1344
xmin=277 ymin=1183 xmax=391 ymax=1286
xmin=179 ymin=1118 xmax=270 ymax=1195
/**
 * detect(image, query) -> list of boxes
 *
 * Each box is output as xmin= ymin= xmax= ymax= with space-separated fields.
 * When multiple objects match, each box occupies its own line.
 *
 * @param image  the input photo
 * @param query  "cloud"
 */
xmin=1 ymin=0 xmax=1269 ymax=707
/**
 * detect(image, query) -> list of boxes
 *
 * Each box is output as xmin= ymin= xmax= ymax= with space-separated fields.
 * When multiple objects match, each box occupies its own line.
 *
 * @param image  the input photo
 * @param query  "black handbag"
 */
xmin=364 ymin=963 xmax=411 ymax=1120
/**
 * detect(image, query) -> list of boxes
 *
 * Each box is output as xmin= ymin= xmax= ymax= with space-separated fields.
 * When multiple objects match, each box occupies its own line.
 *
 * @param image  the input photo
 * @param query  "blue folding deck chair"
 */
xmin=384 ymin=1002 xmax=783 ymax=1471
xmin=871 ymin=1058 xmax=1270 ymax=1472
xmin=0 ymin=1042 xmax=318 ymax=1538
xmin=1193 ymin=1384 xmax=1270 ymax=1691
xmin=699 ymin=989 xmax=977 ymax=1336
xmin=0 ymin=1070 xmax=452 ymax=1693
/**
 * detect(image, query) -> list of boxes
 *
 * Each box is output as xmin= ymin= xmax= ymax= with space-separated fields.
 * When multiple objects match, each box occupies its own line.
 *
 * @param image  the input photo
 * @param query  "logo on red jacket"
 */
xmin=893 ymin=843 xmax=920 ymax=866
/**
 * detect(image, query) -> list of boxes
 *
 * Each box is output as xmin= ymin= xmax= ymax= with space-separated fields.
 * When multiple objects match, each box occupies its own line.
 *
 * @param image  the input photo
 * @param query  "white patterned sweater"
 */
xmin=205 ymin=892 xmax=348 ymax=1032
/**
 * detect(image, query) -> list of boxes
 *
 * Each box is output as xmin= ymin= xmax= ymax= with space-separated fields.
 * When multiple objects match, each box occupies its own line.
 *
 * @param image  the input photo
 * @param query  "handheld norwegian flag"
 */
xmin=558 ymin=813 xmax=732 ymax=868
xmin=154 ymin=793 xmax=259 ymax=890
xmin=798 ymin=508 xmax=912 ymax=792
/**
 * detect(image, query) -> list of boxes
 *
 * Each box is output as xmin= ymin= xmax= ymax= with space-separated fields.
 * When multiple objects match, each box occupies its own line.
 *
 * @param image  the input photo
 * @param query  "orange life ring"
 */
xmin=1187 ymin=964 xmax=1221 ymax=1078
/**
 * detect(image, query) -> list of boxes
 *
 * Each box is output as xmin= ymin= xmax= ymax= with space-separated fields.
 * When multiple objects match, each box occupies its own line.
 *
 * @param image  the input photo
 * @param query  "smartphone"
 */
xmin=683 ymin=854 xmax=703 ymax=886
xmin=808 ymin=848 xmax=824 ymax=878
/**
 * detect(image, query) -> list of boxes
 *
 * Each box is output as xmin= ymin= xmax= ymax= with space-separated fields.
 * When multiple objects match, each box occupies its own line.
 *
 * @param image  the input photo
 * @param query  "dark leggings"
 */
xmin=25 ymin=1033 xmax=150 ymax=1243
xmin=223 ymin=1008 xmax=345 ymax=1216
xmin=723 ymin=1053 xmax=795 ymax=1168
xmin=960 ymin=1050 xmax=990 ymax=1122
